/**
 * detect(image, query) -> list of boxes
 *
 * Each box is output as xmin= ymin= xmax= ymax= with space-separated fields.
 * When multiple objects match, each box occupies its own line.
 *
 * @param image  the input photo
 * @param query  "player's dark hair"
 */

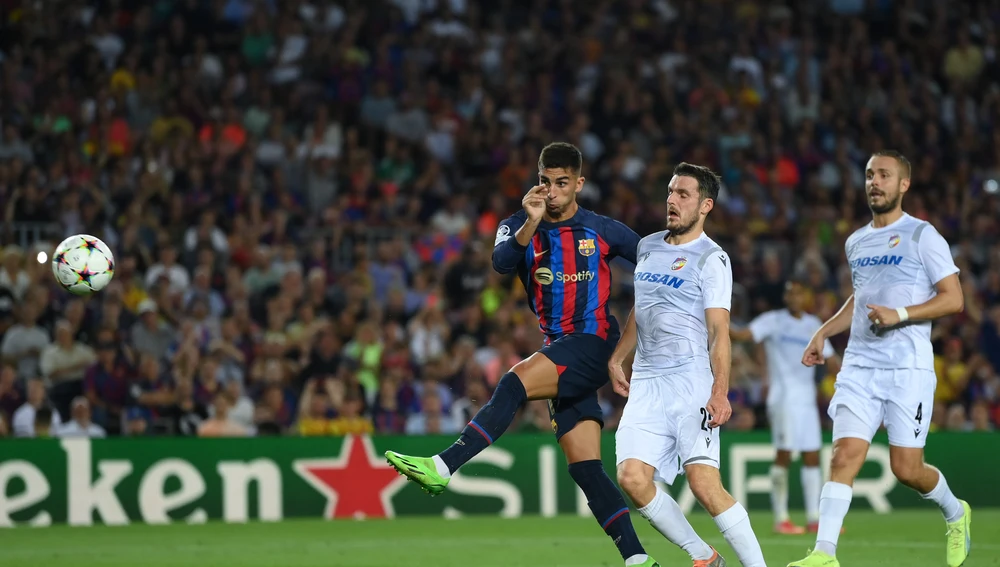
xmin=786 ymin=276 xmax=810 ymax=290
xmin=673 ymin=162 xmax=721 ymax=202
xmin=870 ymin=150 xmax=911 ymax=179
xmin=538 ymin=142 xmax=583 ymax=174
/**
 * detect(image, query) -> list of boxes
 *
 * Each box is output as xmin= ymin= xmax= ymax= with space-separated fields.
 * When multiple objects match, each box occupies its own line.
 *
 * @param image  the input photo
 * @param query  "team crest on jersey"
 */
xmin=888 ymin=234 xmax=900 ymax=248
xmin=578 ymin=238 xmax=596 ymax=256
xmin=670 ymin=257 xmax=688 ymax=271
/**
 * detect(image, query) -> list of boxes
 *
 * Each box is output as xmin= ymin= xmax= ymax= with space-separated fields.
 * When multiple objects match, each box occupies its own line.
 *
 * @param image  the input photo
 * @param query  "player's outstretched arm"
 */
xmin=705 ymin=308 xmax=733 ymax=427
xmin=729 ymin=326 xmax=754 ymax=343
xmin=608 ymin=307 xmax=638 ymax=396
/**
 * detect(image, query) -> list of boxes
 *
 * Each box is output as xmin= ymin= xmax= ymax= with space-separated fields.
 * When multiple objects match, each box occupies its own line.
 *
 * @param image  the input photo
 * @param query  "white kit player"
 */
xmin=789 ymin=151 xmax=971 ymax=567
xmin=610 ymin=163 xmax=767 ymax=567
xmin=731 ymin=279 xmax=836 ymax=535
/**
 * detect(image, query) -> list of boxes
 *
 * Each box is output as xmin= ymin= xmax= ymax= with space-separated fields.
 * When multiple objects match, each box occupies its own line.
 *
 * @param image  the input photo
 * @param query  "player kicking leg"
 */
xmin=387 ymin=347 xmax=657 ymax=567
xmin=788 ymin=151 xmax=970 ymax=567
xmin=385 ymin=143 xmax=659 ymax=567
xmin=611 ymin=164 xmax=766 ymax=567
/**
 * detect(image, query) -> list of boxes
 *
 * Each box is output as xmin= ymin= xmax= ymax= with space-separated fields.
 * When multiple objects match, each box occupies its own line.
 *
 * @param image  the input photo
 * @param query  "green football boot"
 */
xmin=786 ymin=549 xmax=839 ymax=567
xmin=945 ymin=500 xmax=972 ymax=567
xmin=384 ymin=451 xmax=449 ymax=496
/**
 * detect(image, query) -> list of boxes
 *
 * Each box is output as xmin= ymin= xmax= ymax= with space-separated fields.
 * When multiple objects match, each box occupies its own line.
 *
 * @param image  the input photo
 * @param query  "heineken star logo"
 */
xmin=293 ymin=435 xmax=408 ymax=519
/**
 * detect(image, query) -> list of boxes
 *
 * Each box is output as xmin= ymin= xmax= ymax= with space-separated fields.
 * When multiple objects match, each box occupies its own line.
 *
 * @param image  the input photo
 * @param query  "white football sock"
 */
xmin=637 ymin=487 xmax=714 ymax=560
xmin=713 ymin=502 xmax=766 ymax=567
xmin=770 ymin=464 xmax=790 ymax=523
xmin=815 ymin=482 xmax=852 ymax=556
xmin=431 ymin=454 xmax=452 ymax=478
xmin=922 ymin=468 xmax=963 ymax=523
xmin=801 ymin=466 xmax=823 ymax=523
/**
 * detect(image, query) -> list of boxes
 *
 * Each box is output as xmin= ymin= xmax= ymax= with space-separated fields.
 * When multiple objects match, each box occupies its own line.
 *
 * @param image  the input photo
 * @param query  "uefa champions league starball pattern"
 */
xmin=51 ymin=234 xmax=115 ymax=295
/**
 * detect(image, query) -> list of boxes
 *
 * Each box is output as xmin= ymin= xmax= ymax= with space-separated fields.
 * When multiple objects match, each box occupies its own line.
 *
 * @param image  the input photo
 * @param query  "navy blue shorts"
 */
xmin=538 ymin=333 xmax=617 ymax=440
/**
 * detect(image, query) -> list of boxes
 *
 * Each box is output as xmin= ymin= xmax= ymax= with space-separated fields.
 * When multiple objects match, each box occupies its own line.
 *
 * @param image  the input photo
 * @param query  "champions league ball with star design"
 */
xmin=51 ymin=234 xmax=115 ymax=295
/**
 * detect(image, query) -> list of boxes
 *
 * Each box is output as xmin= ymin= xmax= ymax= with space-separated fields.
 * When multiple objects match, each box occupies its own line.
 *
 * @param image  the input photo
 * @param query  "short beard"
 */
xmin=869 ymin=192 xmax=901 ymax=215
xmin=666 ymin=215 xmax=698 ymax=235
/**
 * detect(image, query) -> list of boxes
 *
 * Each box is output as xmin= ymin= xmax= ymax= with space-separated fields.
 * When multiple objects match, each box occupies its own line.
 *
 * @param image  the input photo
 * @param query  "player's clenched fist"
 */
xmin=801 ymin=335 xmax=826 ymax=367
xmin=706 ymin=391 xmax=731 ymax=428
xmin=522 ymin=185 xmax=547 ymax=222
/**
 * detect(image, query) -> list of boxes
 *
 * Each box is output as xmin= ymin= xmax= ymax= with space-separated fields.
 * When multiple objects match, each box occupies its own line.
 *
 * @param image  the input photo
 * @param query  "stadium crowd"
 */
xmin=1 ymin=0 xmax=999 ymax=439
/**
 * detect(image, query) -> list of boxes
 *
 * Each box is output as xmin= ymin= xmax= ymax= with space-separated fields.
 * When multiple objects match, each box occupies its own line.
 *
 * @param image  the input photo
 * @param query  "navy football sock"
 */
xmin=439 ymin=372 xmax=527 ymax=473
xmin=569 ymin=459 xmax=647 ymax=560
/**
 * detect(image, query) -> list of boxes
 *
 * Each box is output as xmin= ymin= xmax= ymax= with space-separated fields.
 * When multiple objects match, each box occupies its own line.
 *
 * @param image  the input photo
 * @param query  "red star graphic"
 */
xmin=293 ymin=435 xmax=409 ymax=519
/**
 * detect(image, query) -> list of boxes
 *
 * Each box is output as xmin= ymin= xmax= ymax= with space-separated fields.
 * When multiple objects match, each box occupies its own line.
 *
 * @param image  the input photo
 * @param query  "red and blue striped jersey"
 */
xmin=492 ymin=208 xmax=640 ymax=342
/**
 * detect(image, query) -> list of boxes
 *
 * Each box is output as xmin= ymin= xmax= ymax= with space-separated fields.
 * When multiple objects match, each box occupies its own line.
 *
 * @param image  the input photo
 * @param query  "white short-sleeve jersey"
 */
xmin=843 ymin=214 xmax=959 ymax=371
xmin=748 ymin=308 xmax=835 ymax=405
xmin=631 ymin=231 xmax=732 ymax=379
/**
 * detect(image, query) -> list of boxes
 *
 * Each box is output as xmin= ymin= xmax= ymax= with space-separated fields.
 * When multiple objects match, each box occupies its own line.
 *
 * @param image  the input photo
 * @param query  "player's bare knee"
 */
xmin=889 ymin=450 xmax=925 ymax=487
xmin=685 ymin=464 xmax=732 ymax=515
xmin=774 ymin=450 xmax=792 ymax=467
xmin=802 ymin=451 xmax=821 ymax=468
xmin=511 ymin=354 xmax=558 ymax=399
xmin=616 ymin=459 xmax=654 ymax=502
xmin=829 ymin=439 xmax=868 ymax=482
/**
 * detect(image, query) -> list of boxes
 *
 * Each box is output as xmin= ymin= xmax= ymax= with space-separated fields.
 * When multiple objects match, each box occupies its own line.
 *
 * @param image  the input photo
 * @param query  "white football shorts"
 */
xmin=768 ymin=394 xmax=822 ymax=452
xmin=615 ymin=369 xmax=720 ymax=485
xmin=828 ymin=365 xmax=936 ymax=448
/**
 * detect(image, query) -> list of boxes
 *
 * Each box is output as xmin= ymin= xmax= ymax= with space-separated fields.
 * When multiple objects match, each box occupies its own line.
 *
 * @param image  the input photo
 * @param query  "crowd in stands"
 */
xmin=1 ymin=0 xmax=999 ymax=439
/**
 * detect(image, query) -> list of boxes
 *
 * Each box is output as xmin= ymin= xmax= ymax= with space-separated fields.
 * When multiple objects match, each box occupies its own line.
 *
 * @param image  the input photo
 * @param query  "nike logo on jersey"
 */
xmin=534 ymin=250 xmax=548 ymax=260
xmin=719 ymin=256 xmax=727 ymax=266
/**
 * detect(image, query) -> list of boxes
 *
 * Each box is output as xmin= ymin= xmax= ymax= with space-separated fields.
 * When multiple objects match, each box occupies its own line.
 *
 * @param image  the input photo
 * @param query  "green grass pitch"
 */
xmin=1 ymin=511 xmax=996 ymax=566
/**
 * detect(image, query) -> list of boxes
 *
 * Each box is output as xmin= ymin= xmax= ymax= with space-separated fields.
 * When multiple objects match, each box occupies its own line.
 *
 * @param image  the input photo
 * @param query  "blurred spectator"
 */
xmin=219 ymin=378 xmax=255 ymax=431
xmin=329 ymin=390 xmax=375 ymax=435
xmin=0 ymin=247 xmax=30 ymax=300
xmin=56 ymin=397 xmax=107 ymax=438
xmin=296 ymin=379 xmax=337 ymax=436
xmin=130 ymin=299 xmax=176 ymax=360
xmin=0 ymin=0 xmax=997 ymax=440
xmin=1 ymin=303 xmax=50 ymax=380
xmin=0 ymin=363 xmax=23 ymax=423
xmin=165 ymin=377 xmax=209 ymax=436
xmin=405 ymin=389 xmax=459 ymax=435
xmin=970 ymin=401 xmax=995 ymax=432
xmin=123 ymin=408 xmax=149 ymax=437
xmin=945 ymin=404 xmax=971 ymax=432
xmin=40 ymin=320 xmax=97 ymax=418
xmin=83 ymin=329 xmax=134 ymax=434
xmin=12 ymin=378 xmax=62 ymax=438
xmin=199 ymin=391 xmax=251 ymax=437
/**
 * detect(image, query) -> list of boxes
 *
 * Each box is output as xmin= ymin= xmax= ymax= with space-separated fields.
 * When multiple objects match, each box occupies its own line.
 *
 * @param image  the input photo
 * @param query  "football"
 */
xmin=51 ymin=234 xmax=115 ymax=295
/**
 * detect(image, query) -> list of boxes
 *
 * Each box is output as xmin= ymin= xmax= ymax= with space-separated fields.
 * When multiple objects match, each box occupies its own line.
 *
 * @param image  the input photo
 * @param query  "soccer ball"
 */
xmin=51 ymin=234 xmax=115 ymax=295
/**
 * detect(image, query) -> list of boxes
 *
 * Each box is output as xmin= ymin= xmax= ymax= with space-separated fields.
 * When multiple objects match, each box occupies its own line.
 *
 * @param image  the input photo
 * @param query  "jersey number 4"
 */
xmin=915 ymin=403 xmax=923 ymax=424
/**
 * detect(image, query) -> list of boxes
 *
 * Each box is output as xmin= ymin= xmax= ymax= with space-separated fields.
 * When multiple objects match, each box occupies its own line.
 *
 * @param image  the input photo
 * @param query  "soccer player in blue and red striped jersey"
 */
xmin=386 ymin=143 xmax=659 ymax=567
